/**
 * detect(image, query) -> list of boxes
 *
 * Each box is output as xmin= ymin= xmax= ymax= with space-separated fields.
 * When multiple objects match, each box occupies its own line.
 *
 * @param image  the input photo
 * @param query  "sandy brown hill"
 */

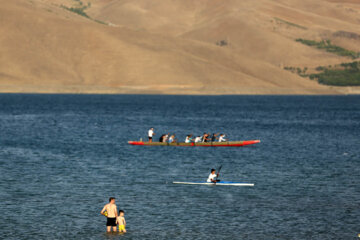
xmin=0 ymin=0 xmax=359 ymax=94
xmin=90 ymin=0 xmax=360 ymax=65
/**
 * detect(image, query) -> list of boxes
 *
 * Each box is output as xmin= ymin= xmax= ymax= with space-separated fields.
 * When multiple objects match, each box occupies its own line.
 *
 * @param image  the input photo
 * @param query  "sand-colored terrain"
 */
xmin=0 ymin=0 xmax=360 ymax=94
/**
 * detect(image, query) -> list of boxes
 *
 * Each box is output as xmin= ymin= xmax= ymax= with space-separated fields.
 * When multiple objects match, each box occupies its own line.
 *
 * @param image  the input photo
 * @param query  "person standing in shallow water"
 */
xmin=101 ymin=197 xmax=118 ymax=232
xmin=116 ymin=210 xmax=127 ymax=233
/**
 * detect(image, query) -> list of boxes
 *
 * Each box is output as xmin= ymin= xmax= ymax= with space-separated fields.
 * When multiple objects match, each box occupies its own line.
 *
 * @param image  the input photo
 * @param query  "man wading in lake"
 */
xmin=101 ymin=197 xmax=118 ymax=232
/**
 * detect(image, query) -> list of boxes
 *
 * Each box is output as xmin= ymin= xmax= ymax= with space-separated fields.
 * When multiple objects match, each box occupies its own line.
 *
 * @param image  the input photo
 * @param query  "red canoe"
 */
xmin=128 ymin=140 xmax=260 ymax=147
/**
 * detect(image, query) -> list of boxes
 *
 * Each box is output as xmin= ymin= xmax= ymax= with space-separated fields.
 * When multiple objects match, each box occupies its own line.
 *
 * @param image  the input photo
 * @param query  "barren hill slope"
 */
xmin=90 ymin=0 xmax=360 ymax=65
xmin=1 ymin=0 xmax=360 ymax=94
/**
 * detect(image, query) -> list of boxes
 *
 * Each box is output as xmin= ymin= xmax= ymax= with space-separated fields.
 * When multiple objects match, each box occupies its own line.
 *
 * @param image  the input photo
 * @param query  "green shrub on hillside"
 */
xmin=94 ymin=19 xmax=107 ymax=25
xmin=216 ymin=40 xmax=228 ymax=46
xmin=284 ymin=66 xmax=307 ymax=76
xmin=62 ymin=5 xmax=90 ymax=18
xmin=310 ymin=69 xmax=360 ymax=86
xmin=61 ymin=1 xmax=107 ymax=25
xmin=285 ymin=61 xmax=360 ymax=86
xmin=309 ymin=61 xmax=360 ymax=86
xmin=296 ymin=39 xmax=360 ymax=59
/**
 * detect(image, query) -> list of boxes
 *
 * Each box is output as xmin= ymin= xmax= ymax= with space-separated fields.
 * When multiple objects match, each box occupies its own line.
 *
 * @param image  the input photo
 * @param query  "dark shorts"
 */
xmin=106 ymin=217 xmax=116 ymax=227
xmin=148 ymin=137 xmax=152 ymax=140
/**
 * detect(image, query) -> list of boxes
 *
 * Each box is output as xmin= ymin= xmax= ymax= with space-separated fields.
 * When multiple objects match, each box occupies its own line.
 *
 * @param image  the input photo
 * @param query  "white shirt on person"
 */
xmin=207 ymin=173 xmax=217 ymax=182
xmin=219 ymin=135 xmax=226 ymax=142
xmin=194 ymin=137 xmax=201 ymax=143
xmin=148 ymin=129 xmax=154 ymax=137
xmin=185 ymin=137 xmax=191 ymax=143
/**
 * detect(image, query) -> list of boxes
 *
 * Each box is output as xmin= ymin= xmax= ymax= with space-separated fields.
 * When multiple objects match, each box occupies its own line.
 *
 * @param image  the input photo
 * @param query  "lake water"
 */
xmin=0 ymin=94 xmax=359 ymax=239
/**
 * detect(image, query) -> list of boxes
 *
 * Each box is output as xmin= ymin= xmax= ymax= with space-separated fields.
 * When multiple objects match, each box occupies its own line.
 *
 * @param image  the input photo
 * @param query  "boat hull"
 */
xmin=173 ymin=181 xmax=254 ymax=186
xmin=128 ymin=140 xmax=260 ymax=147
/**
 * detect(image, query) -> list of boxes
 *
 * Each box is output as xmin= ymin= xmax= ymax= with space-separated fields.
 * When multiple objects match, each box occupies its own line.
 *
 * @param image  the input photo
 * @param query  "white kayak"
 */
xmin=173 ymin=181 xmax=254 ymax=186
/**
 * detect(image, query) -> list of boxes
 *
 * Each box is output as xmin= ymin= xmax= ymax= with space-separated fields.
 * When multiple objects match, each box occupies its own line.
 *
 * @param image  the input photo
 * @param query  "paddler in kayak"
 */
xmin=207 ymin=168 xmax=220 ymax=183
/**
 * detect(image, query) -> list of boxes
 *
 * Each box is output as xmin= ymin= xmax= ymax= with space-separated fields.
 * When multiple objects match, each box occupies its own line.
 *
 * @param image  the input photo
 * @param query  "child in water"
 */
xmin=116 ymin=210 xmax=126 ymax=233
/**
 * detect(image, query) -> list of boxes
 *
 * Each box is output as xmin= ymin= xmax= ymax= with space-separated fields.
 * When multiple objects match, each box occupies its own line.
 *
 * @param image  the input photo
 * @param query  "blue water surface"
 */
xmin=0 ymin=94 xmax=359 ymax=239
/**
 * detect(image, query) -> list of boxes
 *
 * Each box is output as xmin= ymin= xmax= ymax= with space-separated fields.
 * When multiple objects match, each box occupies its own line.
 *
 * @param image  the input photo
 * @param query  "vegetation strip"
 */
xmin=296 ymin=39 xmax=360 ymax=59
xmin=284 ymin=61 xmax=360 ymax=86
xmin=61 ymin=0 xmax=107 ymax=25
xmin=309 ymin=62 xmax=360 ymax=86
xmin=274 ymin=18 xmax=307 ymax=30
xmin=61 ymin=5 xmax=90 ymax=18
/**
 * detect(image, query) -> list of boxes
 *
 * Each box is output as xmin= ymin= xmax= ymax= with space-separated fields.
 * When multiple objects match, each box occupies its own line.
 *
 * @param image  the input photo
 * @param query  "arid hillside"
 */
xmin=1 ymin=0 xmax=360 ymax=94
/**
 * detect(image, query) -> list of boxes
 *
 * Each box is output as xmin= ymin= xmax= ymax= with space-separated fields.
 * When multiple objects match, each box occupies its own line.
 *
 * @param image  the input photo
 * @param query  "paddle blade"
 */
xmin=217 ymin=165 xmax=222 ymax=175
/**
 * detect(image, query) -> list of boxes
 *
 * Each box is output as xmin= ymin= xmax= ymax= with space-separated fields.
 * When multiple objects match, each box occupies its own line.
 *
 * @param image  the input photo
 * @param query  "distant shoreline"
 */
xmin=0 ymin=88 xmax=359 ymax=95
xmin=0 ymin=86 xmax=360 ymax=96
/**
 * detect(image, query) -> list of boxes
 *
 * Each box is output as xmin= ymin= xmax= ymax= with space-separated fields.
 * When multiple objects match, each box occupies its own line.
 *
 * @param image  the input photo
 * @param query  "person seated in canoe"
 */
xmin=185 ymin=135 xmax=193 ymax=143
xmin=168 ymin=134 xmax=176 ymax=143
xmin=201 ymin=133 xmax=206 ymax=142
xmin=159 ymin=134 xmax=165 ymax=142
xmin=219 ymin=134 xmax=227 ymax=142
xmin=163 ymin=133 xmax=170 ymax=142
xmin=207 ymin=168 xmax=220 ymax=183
xmin=211 ymin=133 xmax=219 ymax=142
xmin=206 ymin=133 xmax=212 ymax=142
xmin=194 ymin=136 xmax=202 ymax=143
xmin=202 ymin=133 xmax=210 ymax=142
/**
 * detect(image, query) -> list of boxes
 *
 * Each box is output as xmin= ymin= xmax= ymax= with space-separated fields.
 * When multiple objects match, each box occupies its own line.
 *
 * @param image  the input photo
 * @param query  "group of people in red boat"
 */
xmin=147 ymin=127 xmax=227 ymax=143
